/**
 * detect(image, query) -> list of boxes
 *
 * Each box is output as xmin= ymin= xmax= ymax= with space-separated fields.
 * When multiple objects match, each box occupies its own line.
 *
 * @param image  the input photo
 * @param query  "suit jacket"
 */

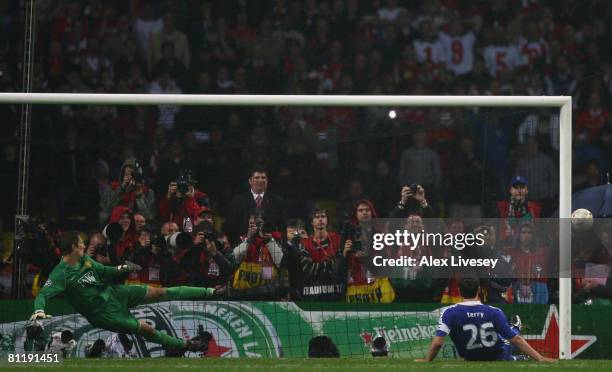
xmin=225 ymin=191 xmax=287 ymax=245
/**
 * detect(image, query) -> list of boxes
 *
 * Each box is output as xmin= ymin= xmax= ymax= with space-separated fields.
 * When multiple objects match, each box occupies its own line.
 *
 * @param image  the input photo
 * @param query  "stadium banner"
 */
xmin=0 ymin=301 xmax=605 ymax=359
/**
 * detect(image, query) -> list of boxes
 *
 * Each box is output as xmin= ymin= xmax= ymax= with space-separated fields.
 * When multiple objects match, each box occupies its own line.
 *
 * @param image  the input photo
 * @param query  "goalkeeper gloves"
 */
xmin=117 ymin=261 xmax=142 ymax=273
xmin=29 ymin=310 xmax=52 ymax=321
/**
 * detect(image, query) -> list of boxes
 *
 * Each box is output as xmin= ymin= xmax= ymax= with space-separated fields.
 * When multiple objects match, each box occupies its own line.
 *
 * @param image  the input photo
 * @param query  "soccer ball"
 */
xmin=571 ymin=208 xmax=593 ymax=232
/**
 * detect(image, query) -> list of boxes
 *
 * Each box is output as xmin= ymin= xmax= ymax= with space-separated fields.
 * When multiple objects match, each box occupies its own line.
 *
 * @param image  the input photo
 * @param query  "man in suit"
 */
xmin=226 ymin=165 xmax=287 ymax=245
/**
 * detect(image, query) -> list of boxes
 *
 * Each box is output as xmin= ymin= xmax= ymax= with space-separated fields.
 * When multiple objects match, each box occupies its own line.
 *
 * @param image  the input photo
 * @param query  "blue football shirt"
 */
xmin=434 ymin=300 xmax=518 ymax=361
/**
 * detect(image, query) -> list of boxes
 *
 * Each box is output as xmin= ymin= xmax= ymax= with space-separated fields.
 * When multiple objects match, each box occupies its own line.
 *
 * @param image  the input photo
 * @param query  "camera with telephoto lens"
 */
xmin=165 ymin=231 xmax=193 ymax=252
xmin=193 ymin=222 xmax=225 ymax=253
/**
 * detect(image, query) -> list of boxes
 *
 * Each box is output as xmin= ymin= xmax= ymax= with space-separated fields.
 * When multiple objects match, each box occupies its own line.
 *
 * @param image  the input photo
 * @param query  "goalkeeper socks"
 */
xmin=166 ymin=286 xmax=213 ymax=301
xmin=144 ymin=330 xmax=185 ymax=350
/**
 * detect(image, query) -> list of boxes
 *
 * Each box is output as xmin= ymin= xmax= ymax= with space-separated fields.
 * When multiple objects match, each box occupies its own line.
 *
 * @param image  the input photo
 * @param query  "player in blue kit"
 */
xmin=418 ymin=278 xmax=554 ymax=362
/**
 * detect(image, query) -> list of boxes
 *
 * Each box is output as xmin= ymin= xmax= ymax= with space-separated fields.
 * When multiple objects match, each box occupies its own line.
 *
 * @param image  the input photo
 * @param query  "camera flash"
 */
xmin=388 ymin=110 xmax=397 ymax=119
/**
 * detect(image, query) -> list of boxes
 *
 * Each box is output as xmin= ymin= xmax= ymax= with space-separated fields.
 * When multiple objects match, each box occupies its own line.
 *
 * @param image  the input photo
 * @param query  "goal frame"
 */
xmin=0 ymin=93 xmax=573 ymax=359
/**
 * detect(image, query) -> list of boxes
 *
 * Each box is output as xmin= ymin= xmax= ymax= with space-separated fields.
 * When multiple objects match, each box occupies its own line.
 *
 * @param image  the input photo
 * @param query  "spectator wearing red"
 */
xmin=341 ymin=199 xmax=395 ymax=303
xmin=577 ymin=92 xmax=609 ymax=143
xmin=231 ymin=211 xmax=284 ymax=296
xmin=182 ymin=222 xmax=233 ymax=288
xmin=124 ymin=228 xmax=163 ymax=287
xmin=289 ymin=209 xmax=345 ymax=301
xmin=51 ymin=2 xmax=88 ymax=42
xmin=509 ymin=222 xmax=549 ymax=304
xmin=108 ymin=206 xmax=138 ymax=261
xmin=99 ymin=158 xmax=156 ymax=225
xmin=157 ymin=172 xmax=208 ymax=232
xmin=227 ymin=12 xmax=257 ymax=48
xmin=496 ymin=176 xmax=542 ymax=241
xmin=191 ymin=206 xmax=213 ymax=228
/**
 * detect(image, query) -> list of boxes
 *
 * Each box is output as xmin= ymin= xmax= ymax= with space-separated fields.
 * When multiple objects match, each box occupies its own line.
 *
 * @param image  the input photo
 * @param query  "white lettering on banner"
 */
xmin=244 ymin=342 xmax=261 ymax=358
xmin=302 ymin=285 xmax=343 ymax=296
xmin=205 ymin=304 xmax=253 ymax=338
xmin=373 ymin=324 xmax=437 ymax=343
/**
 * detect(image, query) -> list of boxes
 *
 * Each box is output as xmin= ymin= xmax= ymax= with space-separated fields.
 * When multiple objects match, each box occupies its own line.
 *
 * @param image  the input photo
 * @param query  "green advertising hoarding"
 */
xmin=0 ymin=301 xmax=607 ymax=359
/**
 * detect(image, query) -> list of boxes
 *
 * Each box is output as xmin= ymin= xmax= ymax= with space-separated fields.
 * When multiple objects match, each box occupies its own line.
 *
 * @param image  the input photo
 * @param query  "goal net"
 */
xmin=0 ymin=94 xmax=601 ymax=360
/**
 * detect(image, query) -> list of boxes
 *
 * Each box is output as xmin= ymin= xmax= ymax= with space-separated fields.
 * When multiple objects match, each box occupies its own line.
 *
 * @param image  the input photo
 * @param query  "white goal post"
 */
xmin=0 ymin=93 xmax=573 ymax=359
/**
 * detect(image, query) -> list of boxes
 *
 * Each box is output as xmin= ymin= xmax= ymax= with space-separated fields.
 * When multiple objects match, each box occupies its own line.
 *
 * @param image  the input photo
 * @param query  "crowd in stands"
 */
xmin=0 ymin=0 xmax=611 ymax=304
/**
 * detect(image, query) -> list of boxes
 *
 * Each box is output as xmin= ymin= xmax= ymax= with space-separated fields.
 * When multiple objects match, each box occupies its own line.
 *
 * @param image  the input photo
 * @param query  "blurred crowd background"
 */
xmin=0 ymin=0 xmax=610 ymax=305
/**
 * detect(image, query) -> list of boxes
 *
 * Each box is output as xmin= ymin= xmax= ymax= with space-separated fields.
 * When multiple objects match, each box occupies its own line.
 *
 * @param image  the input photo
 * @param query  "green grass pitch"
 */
xmin=2 ymin=358 xmax=610 ymax=371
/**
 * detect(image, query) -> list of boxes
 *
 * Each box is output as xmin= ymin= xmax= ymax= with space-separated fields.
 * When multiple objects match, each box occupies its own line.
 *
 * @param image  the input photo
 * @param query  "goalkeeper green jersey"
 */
xmin=33 ymin=255 xmax=121 ymax=318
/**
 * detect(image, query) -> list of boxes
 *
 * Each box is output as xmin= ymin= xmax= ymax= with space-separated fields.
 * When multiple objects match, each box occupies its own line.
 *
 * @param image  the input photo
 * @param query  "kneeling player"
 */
xmin=29 ymin=231 xmax=215 ymax=353
xmin=418 ymin=278 xmax=554 ymax=362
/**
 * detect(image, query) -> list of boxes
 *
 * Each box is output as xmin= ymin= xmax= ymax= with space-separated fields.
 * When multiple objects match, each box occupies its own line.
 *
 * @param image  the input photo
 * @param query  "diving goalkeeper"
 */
xmin=30 ymin=231 xmax=214 ymax=352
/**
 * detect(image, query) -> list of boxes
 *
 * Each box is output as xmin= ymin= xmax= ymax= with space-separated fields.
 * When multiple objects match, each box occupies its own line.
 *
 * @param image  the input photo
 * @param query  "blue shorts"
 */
xmin=497 ymin=342 xmax=515 ymax=361
xmin=497 ymin=326 xmax=521 ymax=361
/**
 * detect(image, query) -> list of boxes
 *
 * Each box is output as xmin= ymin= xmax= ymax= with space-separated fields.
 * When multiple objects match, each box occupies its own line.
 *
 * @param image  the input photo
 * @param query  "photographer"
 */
xmin=282 ymin=218 xmax=308 ymax=299
xmin=390 ymin=214 xmax=446 ymax=303
xmin=468 ymin=225 xmax=514 ymax=304
xmin=108 ymin=206 xmax=139 ymax=264
xmin=86 ymin=232 xmax=111 ymax=265
xmin=164 ymin=228 xmax=195 ymax=286
xmin=157 ymin=170 xmax=209 ymax=231
xmin=572 ymin=229 xmax=612 ymax=304
xmin=341 ymin=200 xmax=395 ymax=303
xmin=229 ymin=211 xmax=284 ymax=299
xmin=508 ymin=222 xmax=549 ymax=304
xmin=22 ymin=218 xmax=61 ymax=297
xmin=182 ymin=222 xmax=234 ymax=288
xmin=388 ymin=184 xmax=435 ymax=219
xmin=99 ymin=159 xmax=156 ymax=225
xmin=192 ymin=206 xmax=214 ymax=229
xmin=285 ymin=210 xmax=346 ymax=301
xmin=495 ymin=176 xmax=542 ymax=242
xmin=122 ymin=229 xmax=175 ymax=288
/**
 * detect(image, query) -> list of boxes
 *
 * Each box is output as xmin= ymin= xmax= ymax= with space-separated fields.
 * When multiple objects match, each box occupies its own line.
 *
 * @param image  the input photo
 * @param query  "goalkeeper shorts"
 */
xmin=87 ymin=284 xmax=148 ymax=334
